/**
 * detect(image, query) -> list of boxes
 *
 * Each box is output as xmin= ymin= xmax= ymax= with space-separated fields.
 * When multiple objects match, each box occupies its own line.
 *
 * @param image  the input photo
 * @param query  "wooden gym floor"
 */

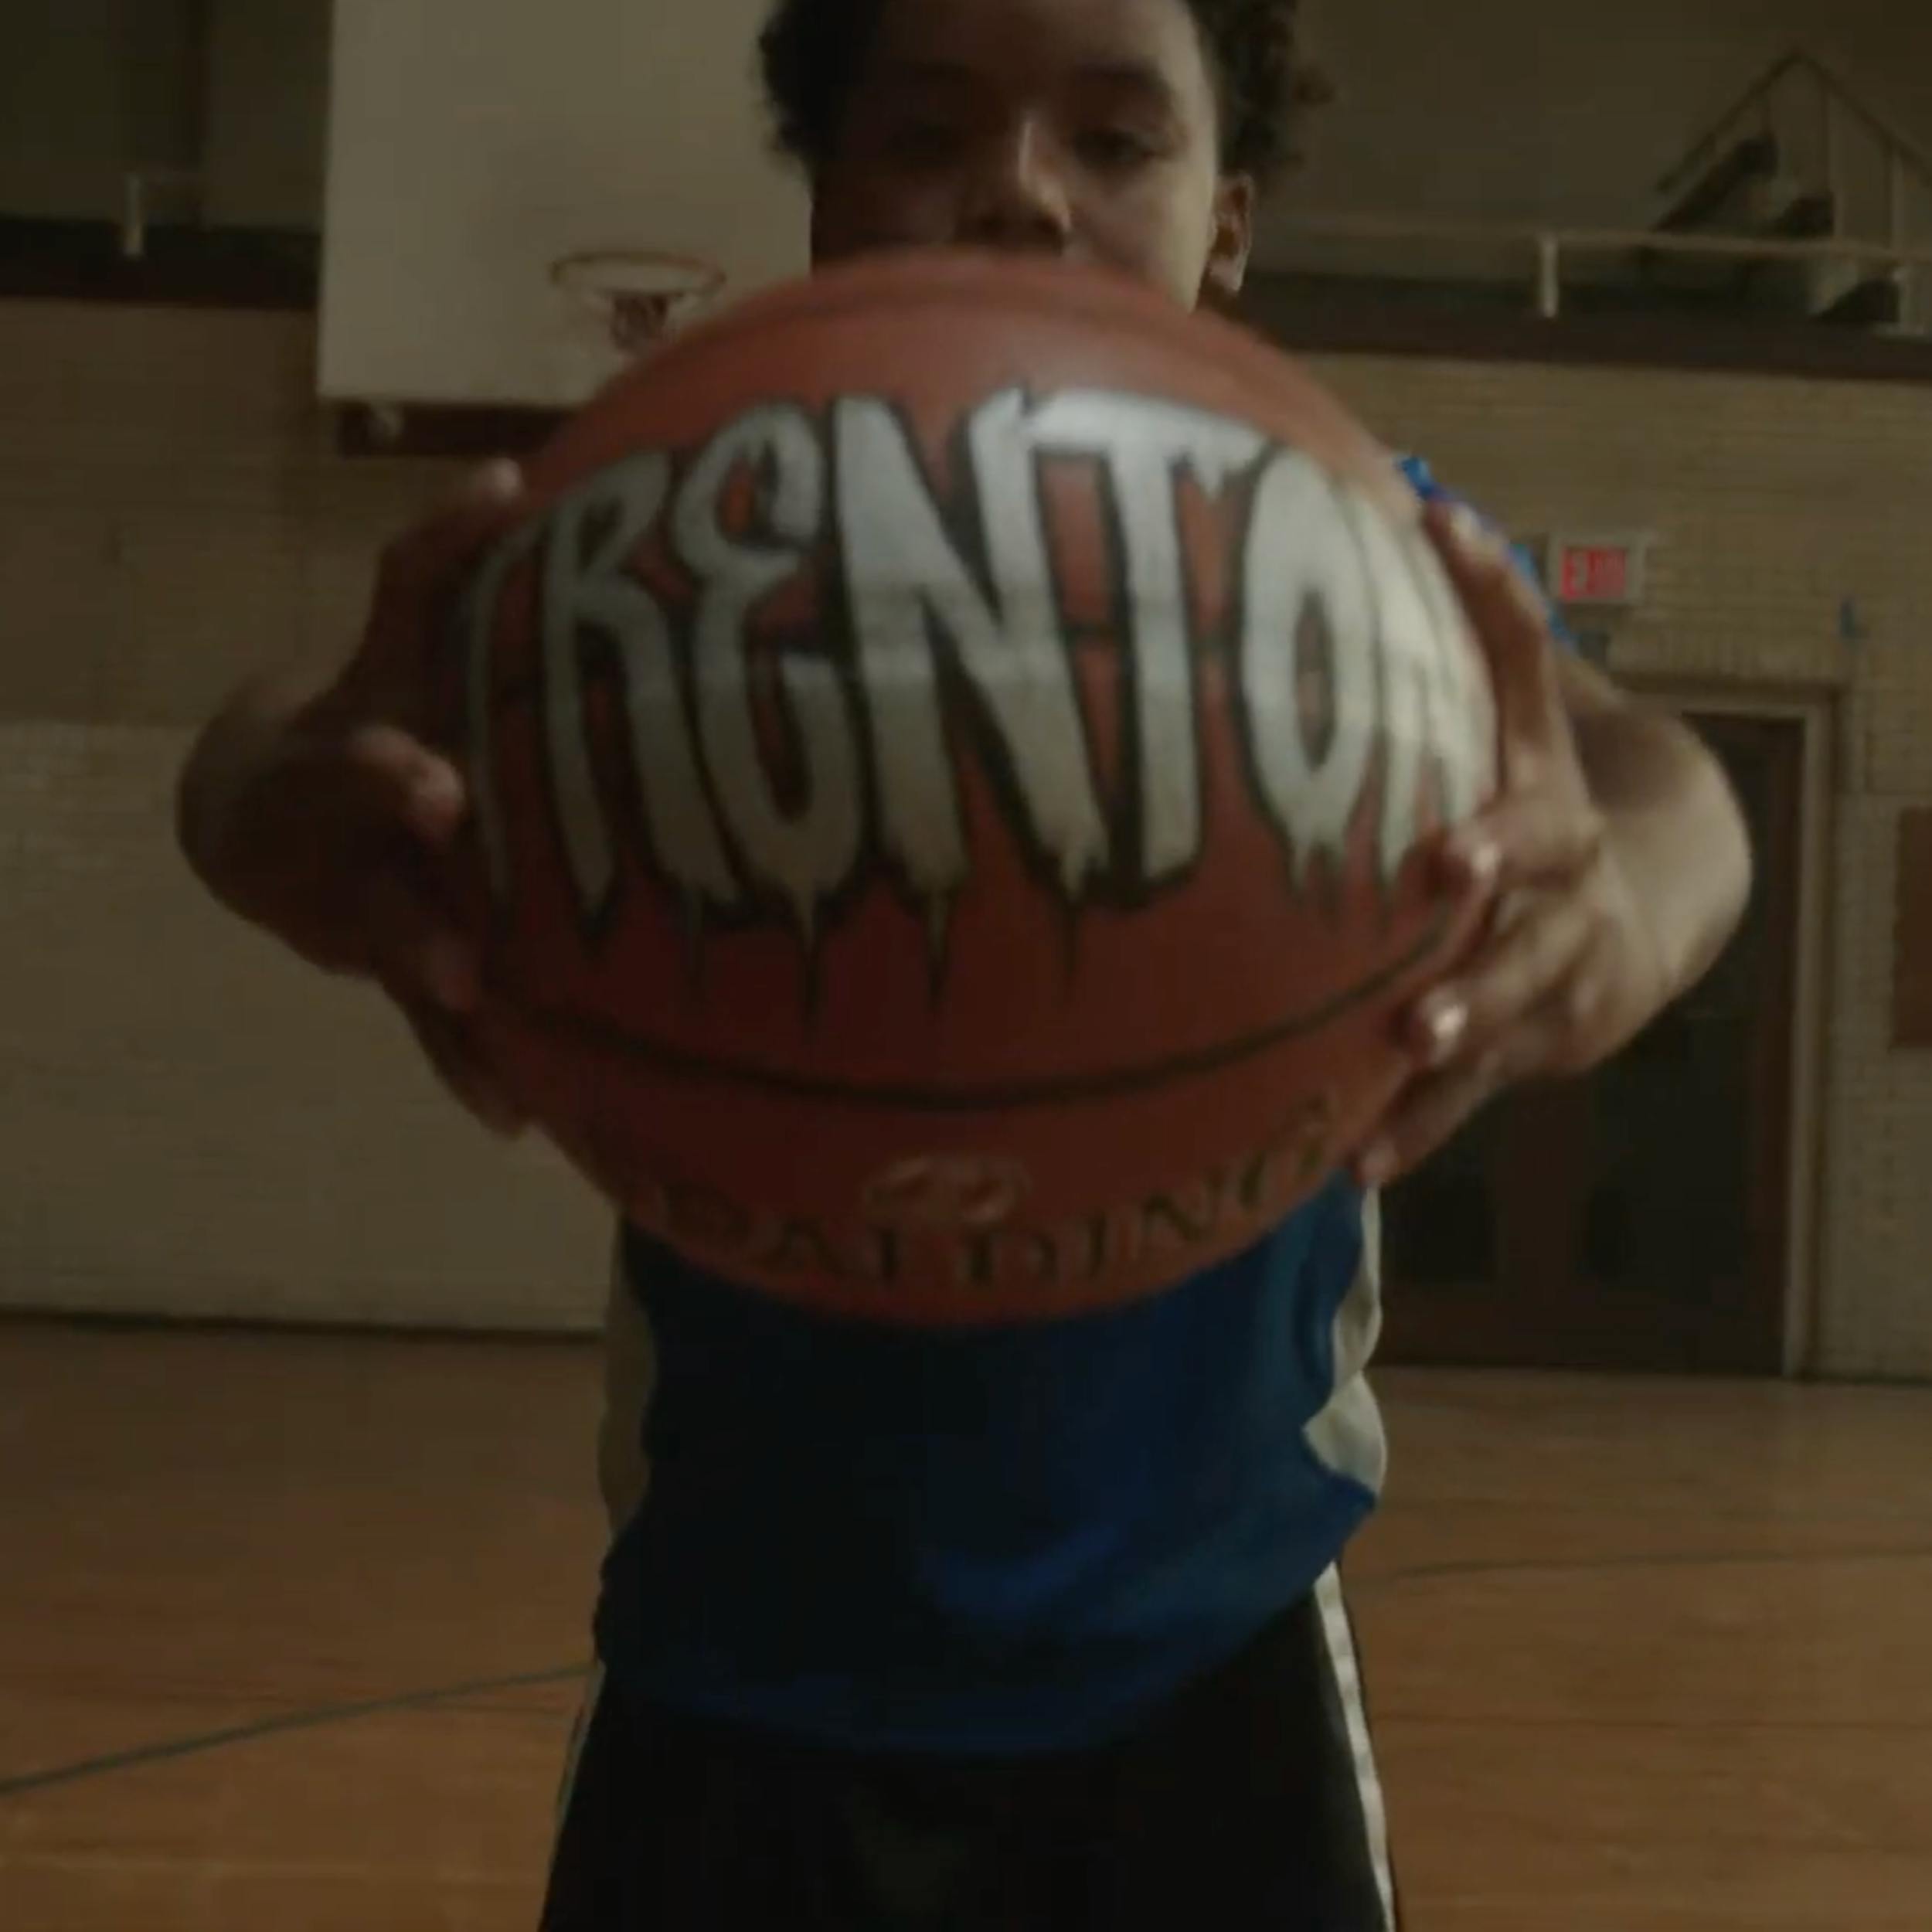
xmin=2 ymin=1321 xmax=1930 ymax=1930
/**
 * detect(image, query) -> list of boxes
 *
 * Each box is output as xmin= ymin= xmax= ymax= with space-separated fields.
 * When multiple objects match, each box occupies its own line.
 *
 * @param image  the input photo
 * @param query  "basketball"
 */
xmin=439 ymin=248 xmax=1498 ymax=1325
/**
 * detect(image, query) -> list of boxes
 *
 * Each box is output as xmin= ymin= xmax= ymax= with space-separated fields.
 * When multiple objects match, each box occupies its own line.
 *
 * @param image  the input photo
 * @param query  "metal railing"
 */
xmin=120 ymin=168 xmax=206 ymax=260
xmin=1658 ymin=47 xmax=1932 ymax=254
xmin=1272 ymin=210 xmax=1932 ymax=332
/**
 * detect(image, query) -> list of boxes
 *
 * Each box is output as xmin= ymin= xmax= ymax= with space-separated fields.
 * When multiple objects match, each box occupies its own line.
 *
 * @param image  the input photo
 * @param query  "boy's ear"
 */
xmin=1204 ymin=174 xmax=1256 ymax=301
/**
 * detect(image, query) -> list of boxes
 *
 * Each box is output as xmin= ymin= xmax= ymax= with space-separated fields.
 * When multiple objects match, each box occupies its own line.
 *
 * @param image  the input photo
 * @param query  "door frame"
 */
xmin=1621 ymin=675 xmax=1838 ymax=1379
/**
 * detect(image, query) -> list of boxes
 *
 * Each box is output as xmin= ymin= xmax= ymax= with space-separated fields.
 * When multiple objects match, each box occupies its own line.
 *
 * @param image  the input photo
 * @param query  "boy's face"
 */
xmin=809 ymin=0 xmax=1255 ymax=310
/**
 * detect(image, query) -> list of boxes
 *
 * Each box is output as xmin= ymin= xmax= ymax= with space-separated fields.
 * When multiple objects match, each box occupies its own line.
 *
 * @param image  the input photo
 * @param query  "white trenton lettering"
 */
xmin=540 ymin=454 xmax=737 ymax=919
xmin=459 ymin=522 xmax=540 ymax=904
xmin=1342 ymin=495 xmax=1493 ymax=879
xmin=1395 ymin=520 xmax=1497 ymax=827
xmin=1240 ymin=451 xmax=1379 ymax=886
xmin=838 ymin=391 xmax=1108 ymax=910
xmin=1339 ymin=492 xmax=1447 ymax=882
xmin=539 ymin=454 xmax=738 ymax=916
xmin=1028 ymin=393 xmax=1265 ymax=883
xmin=674 ymin=406 xmax=860 ymax=944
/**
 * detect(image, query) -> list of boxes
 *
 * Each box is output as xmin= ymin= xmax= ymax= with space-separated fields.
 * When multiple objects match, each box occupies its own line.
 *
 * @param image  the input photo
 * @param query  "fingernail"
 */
xmin=1416 ymin=992 xmax=1469 ymax=1066
xmin=469 ymin=457 xmax=525 ymax=503
xmin=1566 ymin=975 xmax=1604 ymax=1032
xmin=1451 ymin=832 xmax=1503 ymax=889
xmin=406 ymin=765 xmax=465 ymax=832
xmin=1446 ymin=502 xmax=1506 ymax=568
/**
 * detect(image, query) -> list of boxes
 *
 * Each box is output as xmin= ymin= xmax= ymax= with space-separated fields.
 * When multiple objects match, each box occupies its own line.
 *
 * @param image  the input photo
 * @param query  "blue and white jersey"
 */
xmin=588 ymin=457 xmax=1560 ymax=1753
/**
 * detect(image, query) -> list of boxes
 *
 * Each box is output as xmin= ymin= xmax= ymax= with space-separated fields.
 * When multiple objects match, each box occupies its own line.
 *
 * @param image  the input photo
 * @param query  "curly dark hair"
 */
xmin=757 ymin=0 xmax=1330 ymax=185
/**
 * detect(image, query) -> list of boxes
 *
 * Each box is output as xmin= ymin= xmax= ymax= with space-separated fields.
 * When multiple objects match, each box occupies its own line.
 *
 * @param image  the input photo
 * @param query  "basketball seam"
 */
xmin=487 ymin=913 xmax=1451 ymax=1113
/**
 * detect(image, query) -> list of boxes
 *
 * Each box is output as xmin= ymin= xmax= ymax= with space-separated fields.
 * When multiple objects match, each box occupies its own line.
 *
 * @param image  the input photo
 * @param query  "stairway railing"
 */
xmin=1267 ymin=210 xmax=1932 ymax=332
xmin=1657 ymin=50 xmax=1805 ymax=201
xmin=119 ymin=168 xmax=206 ymax=262
xmin=1810 ymin=53 xmax=1932 ymax=251
xmin=1658 ymin=46 xmax=1932 ymax=255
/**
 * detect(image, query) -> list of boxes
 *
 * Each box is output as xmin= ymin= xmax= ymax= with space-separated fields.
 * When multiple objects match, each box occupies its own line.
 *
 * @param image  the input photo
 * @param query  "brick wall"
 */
xmin=0 ymin=300 xmax=611 ymax=1331
xmin=1298 ymin=349 xmax=1930 ymax=1379
xmin=2 ymin=298 xmax=1927 ymax=1373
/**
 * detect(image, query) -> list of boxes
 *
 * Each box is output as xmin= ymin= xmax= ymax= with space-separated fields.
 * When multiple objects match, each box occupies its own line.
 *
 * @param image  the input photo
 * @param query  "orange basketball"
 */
xmin=438 ymin=250 xmax=1497 ymax=1325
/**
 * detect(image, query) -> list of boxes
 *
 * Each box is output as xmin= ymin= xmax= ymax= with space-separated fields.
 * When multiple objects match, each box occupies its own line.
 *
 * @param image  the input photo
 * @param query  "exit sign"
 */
xmin=1545 ymin=532 xmax=1651 ymax=610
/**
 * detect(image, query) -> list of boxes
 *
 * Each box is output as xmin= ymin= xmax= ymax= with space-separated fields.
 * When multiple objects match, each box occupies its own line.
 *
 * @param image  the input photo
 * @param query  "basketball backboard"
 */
xmin=319 ymin=0 xmax=809 ymax=410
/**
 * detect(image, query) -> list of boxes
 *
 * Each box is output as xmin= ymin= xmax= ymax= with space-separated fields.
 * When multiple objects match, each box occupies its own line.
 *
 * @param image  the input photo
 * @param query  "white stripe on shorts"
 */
xmin=1315 ymin=1567 xmax=1397 ymax=1930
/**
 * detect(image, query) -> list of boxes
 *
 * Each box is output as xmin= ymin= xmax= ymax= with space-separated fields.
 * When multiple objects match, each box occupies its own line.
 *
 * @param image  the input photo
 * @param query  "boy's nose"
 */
xmin=957 ymin=120 xmax=1075 ymax=254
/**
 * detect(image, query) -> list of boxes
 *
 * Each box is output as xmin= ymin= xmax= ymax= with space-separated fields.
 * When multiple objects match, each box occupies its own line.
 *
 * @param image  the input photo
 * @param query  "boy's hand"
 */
xmin=1354 ymin=502 xmax=1670 ymax=1189
xmin=185 ymin=461 xmax=532 ymax=1135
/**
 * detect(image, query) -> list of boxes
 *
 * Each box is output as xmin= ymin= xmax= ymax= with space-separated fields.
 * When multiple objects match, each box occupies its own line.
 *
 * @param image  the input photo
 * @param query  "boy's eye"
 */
xmin=885 ymin=120 xmax=970 ymax=169
xmin=1075 ymin=127 xmax=1160 ymax=172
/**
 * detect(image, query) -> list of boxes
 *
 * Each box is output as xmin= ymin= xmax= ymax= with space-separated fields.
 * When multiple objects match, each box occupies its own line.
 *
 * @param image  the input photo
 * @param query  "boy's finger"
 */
xmin=1442 ymin=791 xmax=1604 ymax=893
xmin=1403 ymin=896 xmax=1594 ymax=1072
xmin=1355 ymin=1054 xmax=1508 ymax=1190
xmin=1423 ymin=499 xmax=1564 ymax=761
xmin=396 ymin=997 xmax=529 ymax=1138
xmin=373 ymin=460 xmax=527 ymax=613
xmin=355 ymin=464 xmax=528 ymax=702
xmin=363 ymin=868 xmax=482 ymax=1013
xmin=338 ymin=726 xmax=471 ymax=848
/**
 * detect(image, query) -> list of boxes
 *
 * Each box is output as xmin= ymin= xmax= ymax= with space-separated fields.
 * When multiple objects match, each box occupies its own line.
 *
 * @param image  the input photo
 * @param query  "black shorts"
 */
xmin=541 ymin=1572 xmax=1397 ymax=1930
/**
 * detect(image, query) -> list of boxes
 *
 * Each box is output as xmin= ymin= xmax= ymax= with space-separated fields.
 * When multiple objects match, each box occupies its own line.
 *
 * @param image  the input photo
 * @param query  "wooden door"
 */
xmin=1379 ymin=711 xmax=1804 ymax=1376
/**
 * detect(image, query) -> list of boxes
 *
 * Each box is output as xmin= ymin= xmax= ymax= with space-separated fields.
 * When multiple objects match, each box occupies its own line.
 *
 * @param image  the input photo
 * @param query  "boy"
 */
xmin=177 ymin=1 xmax=1753 ymax=1924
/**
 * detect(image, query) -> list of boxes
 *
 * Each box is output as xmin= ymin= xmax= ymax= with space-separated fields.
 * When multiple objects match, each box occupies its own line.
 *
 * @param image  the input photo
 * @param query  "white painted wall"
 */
xmin=320 ymin=0 xmax=808 ymax=407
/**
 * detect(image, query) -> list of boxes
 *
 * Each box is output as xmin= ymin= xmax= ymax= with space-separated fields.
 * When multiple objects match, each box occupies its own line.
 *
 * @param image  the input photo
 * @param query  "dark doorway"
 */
xmin=1380 ymin=710 xmax=1804 ymax=1376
